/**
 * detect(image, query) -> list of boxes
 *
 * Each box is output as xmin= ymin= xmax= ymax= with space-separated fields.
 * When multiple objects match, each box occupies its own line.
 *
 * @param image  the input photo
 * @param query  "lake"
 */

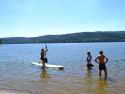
xmin=0 ymin=42 xmax=125 ymax=94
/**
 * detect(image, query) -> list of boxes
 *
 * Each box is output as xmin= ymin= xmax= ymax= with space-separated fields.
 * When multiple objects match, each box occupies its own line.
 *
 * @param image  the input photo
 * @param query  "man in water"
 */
xmin=86 ymin=51 xmax=94 ymax=69
xmin=40 ymin=45 xmax=48 ymax=68
xmin=95 ymin=51 xmax=108 ymax=79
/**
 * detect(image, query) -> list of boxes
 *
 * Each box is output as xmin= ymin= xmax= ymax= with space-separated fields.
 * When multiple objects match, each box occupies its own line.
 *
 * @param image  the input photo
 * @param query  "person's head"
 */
xmin=99 ymin=51 xmax=103 ymax=55
xmin=41 ymin=49 xmax=44 ymax=52
xmin=87 ymin=51 xmax=91 ymax=55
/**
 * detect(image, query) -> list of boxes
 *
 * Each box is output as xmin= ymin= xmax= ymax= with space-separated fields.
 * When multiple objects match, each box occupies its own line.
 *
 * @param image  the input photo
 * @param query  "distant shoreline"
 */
xmin=1 ymin=41 xmax=125 ymax=45
xmin=1 ymin=31 xmax=125 ymax=44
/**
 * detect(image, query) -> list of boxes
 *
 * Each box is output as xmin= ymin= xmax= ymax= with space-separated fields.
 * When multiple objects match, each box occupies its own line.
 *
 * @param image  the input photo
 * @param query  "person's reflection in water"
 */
xmin=84 ymin=68 xmax=93 ymax=80
xmin=40 ymin=68 xmax=49 ymax=81
xmin=84 ymin=67 xmax=94 ymax=93
xmin=84 ymin=68 xmax=93 ymax=90
xmin=84 ymin=68 xmax=108 ymax=94
xmin=96 ymin=78 xmax=108 ymax=94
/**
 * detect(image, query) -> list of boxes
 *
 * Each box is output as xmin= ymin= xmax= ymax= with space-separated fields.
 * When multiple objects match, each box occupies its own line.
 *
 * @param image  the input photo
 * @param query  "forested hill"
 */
xmin=1 ymin=31 xmax=125 ymax=44
xmin=0 ymin=38 xmax=2 ymax=44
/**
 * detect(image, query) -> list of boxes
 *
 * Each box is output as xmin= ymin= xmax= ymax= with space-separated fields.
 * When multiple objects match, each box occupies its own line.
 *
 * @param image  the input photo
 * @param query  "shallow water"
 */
xmin=0 ymin=42 xmax=125 ymax=94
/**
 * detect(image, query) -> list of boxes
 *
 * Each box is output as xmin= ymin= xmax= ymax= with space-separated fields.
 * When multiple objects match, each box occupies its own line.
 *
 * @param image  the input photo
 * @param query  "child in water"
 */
xmin=86 ymin=51 xmax=94 ymax=69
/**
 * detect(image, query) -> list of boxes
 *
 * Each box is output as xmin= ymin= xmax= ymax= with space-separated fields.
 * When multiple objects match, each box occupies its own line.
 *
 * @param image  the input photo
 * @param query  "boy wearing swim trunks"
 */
xmin=95 ymin=51 xmax=108 ymax=79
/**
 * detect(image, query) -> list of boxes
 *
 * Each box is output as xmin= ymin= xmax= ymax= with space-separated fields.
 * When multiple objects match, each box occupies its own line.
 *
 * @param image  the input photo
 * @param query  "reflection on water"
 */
xmin=40 ymin=68 xmax=49 ymax=81
xmin=83 ymin=67 xmax=109 ymax=94
xmin=97 ymin=78 xmax=108 ymax=94
xmin=84 ymin=67 xmax=93 ymax=80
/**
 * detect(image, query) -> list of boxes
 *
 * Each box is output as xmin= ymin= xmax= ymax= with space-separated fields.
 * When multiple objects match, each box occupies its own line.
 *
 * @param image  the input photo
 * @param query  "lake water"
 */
xmin=0 ymin=42 xmax=125 ymax=94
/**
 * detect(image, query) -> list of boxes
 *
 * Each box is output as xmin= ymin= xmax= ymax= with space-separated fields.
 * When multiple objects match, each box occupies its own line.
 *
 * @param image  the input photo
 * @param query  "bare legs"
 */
xmin=42 ymin=60 xmax=45 ymax=69
xmin=104 ymin=70 xmax=107 ymax=79
xmin=99 ymin=70 xmax=107 ymax=79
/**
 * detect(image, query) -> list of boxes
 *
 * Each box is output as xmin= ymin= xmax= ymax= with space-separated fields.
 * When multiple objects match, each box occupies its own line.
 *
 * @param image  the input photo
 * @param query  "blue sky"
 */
xmin=0 ymin=0 xmax=125 ymax=38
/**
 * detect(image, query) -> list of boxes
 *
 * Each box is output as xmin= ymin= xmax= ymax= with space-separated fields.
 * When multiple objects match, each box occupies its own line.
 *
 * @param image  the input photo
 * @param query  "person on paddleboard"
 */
xmin=40 ymin=45 xmax=48 ymax=68
xmin=86 ymin=51 xmax=94 ymax=69
xmin=95 ymin=51 xmax=108 ymax=79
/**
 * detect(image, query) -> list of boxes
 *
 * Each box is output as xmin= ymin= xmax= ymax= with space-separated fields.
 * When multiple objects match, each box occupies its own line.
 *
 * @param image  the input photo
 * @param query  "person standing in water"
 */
xmin=86 ymin=51 xmax=94 ymax=69
xmin=95 ymin=51 xmax=108 ymax=79
xmin=40 ymin=45 xmax=48 ymax=68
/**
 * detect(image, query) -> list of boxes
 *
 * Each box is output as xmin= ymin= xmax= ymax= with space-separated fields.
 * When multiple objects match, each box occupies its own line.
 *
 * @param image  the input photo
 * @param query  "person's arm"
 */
xmin=86 ymin=56 xmax=88 ymax=61
xmin=45 ymin=45 xmax=48 ymax=52
xmin=95 ymin=57 xmax=99 ymax=63
xmin=90 ymin=55 xmax=92 ymax=61
xmin=105 ymin=57 xmax=108 ymax=63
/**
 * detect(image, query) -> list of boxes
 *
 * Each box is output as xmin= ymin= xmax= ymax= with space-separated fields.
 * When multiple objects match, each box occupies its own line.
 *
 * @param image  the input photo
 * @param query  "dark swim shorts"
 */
xmin=40 ymin=57 xmax=48 ymax=63
xmin=44 ymin=58 xmax=48 ymax=63
xmin=99 ymin=64 xmax=106 ymax=70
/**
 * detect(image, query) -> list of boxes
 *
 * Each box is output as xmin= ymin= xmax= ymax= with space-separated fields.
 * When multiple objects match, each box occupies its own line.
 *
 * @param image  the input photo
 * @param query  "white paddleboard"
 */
xmin=32 ymin=62 xmax=64 ymax=70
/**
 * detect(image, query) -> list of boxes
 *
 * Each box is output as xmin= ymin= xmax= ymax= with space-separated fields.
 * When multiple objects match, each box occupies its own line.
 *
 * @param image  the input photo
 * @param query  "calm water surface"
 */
xmin=0 ymin=43 xmax=125 ymax=94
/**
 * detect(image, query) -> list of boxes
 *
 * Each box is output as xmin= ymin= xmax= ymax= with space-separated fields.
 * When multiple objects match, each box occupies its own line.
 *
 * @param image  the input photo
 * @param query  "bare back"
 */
xmin=96 ymin=55 xmax=106 ymax=64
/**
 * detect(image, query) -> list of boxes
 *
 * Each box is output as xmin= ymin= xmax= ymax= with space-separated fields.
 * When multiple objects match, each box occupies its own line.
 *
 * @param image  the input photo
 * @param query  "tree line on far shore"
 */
xmin=1 ymin=31 xmax=125 ymax=44
xmin=0 ymin=38 xmax=1 ymax=44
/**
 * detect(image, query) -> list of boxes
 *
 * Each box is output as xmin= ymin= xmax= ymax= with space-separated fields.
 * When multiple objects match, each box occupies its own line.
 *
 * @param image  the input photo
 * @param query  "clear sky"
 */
xmin=0 ymin=0 xmax=125 ymax=38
